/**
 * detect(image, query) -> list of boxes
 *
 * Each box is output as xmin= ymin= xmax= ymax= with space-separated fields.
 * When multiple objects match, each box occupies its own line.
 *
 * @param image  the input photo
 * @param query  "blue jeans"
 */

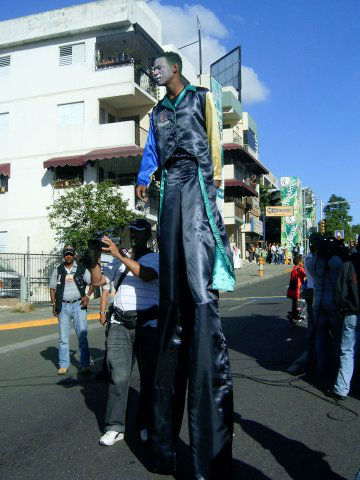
xmin=58 ymin=300 xmax=90 ymax=368
xmin=313 ymin=295 xmax=342 ymax=375
xmin=334 ymin=314 xmax=360 ymax=396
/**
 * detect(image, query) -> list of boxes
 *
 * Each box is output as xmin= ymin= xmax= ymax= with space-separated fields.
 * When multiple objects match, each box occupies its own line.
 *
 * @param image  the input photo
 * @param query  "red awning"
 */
xmin=224 ymin=143 xmax=269 ymax=175
xmin=0 ymin=163 xmax=10 ymax=177
xmin=225 ymin=179 xmax=257 ymax=197
xmin=43 ymin=146 xmax=144 ymax=169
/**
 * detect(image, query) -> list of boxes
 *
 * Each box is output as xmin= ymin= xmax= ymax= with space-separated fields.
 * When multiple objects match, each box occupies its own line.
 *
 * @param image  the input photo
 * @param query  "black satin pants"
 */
xmin=151 ymin=157 xmax=233 ymax=479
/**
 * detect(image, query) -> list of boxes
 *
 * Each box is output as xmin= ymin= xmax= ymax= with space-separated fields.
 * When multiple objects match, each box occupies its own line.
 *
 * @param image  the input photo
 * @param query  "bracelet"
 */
xmin=100 ymin=311 xmax=106 ymax=315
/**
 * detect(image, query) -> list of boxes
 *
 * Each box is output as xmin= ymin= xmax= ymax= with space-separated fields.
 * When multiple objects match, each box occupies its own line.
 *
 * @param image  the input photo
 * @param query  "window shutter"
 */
xmin=0 ymin=56 xmax=10 ymax=76
xmin=59 ymin=43 xmax=85 ymax=66
xmin=0 ymin=113 xmax=9 ymax=134
xmin=57 ymin=102 xmax=84 ymax=126
xmin=0 ymin=231 xmax=8 ymax=253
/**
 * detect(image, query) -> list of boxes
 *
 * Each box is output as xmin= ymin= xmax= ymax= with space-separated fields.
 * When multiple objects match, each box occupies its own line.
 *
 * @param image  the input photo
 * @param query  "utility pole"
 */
xmin=197 ymin=16 xmax=202 ymax=78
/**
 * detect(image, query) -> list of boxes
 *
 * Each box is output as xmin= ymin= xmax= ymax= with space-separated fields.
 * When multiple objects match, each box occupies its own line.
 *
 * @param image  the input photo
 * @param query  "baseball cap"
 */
xmin=129 ymin=219 xmax=151 ymax=232
xmin=63 ymin=245 xmax=75 ymax=256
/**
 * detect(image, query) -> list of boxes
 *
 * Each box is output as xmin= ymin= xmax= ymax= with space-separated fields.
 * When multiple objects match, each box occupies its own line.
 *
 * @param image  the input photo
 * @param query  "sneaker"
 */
xmin=99 ymin=431 xmax=124 ymax=446
xmin=333 ymin=391 xmax=347 ymax=401
xmin=57 ymin=367 xmax=68 ymax=375
xmin=140 ymin=429 xmax=148 ymax=442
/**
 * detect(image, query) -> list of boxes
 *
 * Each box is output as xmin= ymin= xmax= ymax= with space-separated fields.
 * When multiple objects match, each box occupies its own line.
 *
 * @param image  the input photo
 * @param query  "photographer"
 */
xmin=90 ymin=219 xmax=159 ymax=446
xmin=306 ymin=237 xmax=343 ymax=375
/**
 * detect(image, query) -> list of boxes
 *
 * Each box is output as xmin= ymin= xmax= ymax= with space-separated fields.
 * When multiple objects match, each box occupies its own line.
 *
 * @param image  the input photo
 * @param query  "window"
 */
xmin=57 ymin=102 xmax=84 ymax=126
xmin=54 ymin=166 xmax=83 ymax=188
xmin=0 ymin=56 xmax=10 ymax=76
xmin=0 ymin=175 xmax=8 ymax=193
xmin=0 ymin=231 xmax=8 ymax=253
xmin=244 ymin=129 xmax=257 ymax=152
xmin=99 ymin=108 xmax=106 ymax=125
xmin=59 ymin=43 xmax=85 ymax=66
xmin=0 ymin=113 xmax=9 ymax=134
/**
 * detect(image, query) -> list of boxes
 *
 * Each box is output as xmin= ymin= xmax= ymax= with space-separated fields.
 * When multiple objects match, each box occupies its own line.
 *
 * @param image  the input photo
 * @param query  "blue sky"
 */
xmin=1 ymin=0 xmax=360 ymax=223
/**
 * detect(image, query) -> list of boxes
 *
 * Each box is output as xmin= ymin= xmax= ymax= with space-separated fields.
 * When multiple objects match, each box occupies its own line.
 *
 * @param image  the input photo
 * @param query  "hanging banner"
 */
xmin=210 ymin=77 xmax=224 ymax=216
xmin=280 ymin=176 xmax=303 ymax=250
xmin=266 ymin=206 xmax=294 ymax=217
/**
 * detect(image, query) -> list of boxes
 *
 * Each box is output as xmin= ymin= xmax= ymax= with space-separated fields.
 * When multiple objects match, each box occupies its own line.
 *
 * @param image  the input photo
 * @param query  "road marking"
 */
xmin=227 ymin=299 xmax=257 ymax=312
xmin=0 ymin=313 xmax=100 ymax=331
xmin=221 ymin=296 xmax=287 ymax=302
xmin=0 ymin=322 xmax=102 ymax=355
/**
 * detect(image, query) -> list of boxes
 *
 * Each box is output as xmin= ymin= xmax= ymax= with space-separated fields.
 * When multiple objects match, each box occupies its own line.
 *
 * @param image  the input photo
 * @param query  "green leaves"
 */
xmin=323 ymin=194 xmax=353 ymax=242
xmin=47 ymin=181 xmax=138 ymax=252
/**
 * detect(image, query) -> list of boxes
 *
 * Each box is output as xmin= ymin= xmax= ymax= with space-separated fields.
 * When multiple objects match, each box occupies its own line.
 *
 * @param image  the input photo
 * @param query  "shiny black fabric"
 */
xmin=151 ymin=158 xmax=233 ymax=479
xmin=152 ymin=87 xmax=215 ymax=183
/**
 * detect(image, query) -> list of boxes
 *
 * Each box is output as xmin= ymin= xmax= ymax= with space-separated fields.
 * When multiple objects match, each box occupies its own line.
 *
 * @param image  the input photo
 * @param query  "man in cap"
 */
xmin=49 ymin=245 xmax=93 ymax=375
xmin=90 ymin=219 xmax=159 ymax=446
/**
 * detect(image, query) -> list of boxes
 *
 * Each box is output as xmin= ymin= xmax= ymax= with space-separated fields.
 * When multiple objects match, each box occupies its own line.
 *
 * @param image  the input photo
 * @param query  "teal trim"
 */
xmin=158 ymin=168 xmax=168 ymax=236
xmin=161 ymin=85 xmax=196 ymax=110
xmin=197 ymin=167 xmax=235 ymax=291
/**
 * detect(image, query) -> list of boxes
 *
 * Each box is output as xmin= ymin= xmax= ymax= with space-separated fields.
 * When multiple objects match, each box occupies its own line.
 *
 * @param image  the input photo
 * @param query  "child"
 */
xmin=287 ymin=255 xmax=306 ymax=324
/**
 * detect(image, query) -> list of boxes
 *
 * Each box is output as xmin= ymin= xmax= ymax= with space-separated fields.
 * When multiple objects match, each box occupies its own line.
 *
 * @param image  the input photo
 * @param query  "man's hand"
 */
xmin=136 ymin=185 xmax=148 ymax=202
xmin=214 ymin=180 xmax=221 ymax=189
xmin=81 ymin=295 xmax=89 ymax=308
xmin=99 ymin=312 xmax=107 ymax=326
xmin=52 ymin=304 xmax=58 ymax=318
xmin=101 ymin=236 xmax=120 ymax=258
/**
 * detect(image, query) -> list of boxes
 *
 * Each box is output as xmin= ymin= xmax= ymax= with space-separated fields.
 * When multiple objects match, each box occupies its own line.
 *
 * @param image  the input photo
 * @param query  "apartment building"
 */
xmin=0 ymin=0 xmax=197 ymax=253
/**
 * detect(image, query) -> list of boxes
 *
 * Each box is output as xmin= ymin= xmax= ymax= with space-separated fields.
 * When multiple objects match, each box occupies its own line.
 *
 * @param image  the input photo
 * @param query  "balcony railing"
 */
xmin=96 ymin=54 xmax=134 ymax=71
xmin=134 ymin=65 xmax=158 ymax=99
xmin=135 ymin=123 xmax=148 ymax=148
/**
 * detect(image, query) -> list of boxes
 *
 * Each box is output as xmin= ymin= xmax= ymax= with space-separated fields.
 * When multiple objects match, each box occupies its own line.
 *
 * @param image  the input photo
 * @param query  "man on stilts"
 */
xmin=136 ymin=51 xmax=235 ymax=480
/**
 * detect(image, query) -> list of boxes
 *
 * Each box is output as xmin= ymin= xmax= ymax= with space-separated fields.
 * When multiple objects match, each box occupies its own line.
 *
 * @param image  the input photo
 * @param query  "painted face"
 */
xmin=152 ymin=57 xmax=173 ymax=86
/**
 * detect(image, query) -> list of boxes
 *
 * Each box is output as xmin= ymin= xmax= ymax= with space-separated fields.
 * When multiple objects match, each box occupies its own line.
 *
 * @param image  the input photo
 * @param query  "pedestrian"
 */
xmin=278 ymin=244 xmax=284 ymax=264
xmin=292 ymin=243 xmax=300 ymax=258
xmin=287 ymin=255 xmax=306 ymax=324
xmin=271 ymin=243 xmax=277 ymax=264
xmin=90 ymin=219 xmax=159 ymax=446
xmin=232 ymin=245 xmax=242 ymax=269
xmin=49 ymin=245 xmax=93 ymax=375
xmin=303 ymin=236 xmax=318 ymax=366
xmin=136 ymin=51 xmax=234 ymax=478
xmin=333 ymin=243 xmax=360 ymax=400
xmin=306 ymin=237 xmax=343 ymax=375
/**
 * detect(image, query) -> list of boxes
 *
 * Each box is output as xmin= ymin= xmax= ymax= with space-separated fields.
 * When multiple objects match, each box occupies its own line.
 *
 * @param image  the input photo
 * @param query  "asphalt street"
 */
xmin=1 ymin=273 xmax=359 ymax=480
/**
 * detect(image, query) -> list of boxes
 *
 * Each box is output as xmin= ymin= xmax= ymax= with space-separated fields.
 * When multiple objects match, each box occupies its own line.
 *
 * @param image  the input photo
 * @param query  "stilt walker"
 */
xmin=136 ymin=52 xmax=235 ymax=480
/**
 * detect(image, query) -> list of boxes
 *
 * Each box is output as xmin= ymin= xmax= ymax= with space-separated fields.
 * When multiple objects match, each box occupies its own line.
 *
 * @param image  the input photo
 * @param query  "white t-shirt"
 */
xmin=103 ymin=253 xmax=159 ymax=312
xmin=271 ymin=245 xmax=277 ymax=253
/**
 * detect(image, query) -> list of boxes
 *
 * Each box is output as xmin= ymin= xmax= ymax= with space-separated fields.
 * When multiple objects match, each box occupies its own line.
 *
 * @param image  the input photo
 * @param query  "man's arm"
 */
xmin=50 ymin=288 xmax=58 ymax=317
xmin=136 ymin=114 xmax=159 ymax=201
xmin=335 ymin=263 xmax=348 ymax=308
xmin=99 ymin=287 xmax=110 ymax=325
xmin=205 ymin=91 xmax=222 ymax=188
xmin=102 ymin=237 xmax=158 ymax=282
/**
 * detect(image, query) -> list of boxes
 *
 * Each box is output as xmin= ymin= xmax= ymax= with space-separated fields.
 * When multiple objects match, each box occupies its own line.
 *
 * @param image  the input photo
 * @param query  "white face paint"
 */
xmin=152 ymin=57 xmax=173 ymax=86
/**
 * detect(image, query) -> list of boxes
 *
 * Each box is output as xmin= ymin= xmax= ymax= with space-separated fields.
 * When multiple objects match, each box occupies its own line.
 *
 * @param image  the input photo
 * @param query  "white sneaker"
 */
xmin=140 ymin=429 xmax=148 ymax=442
xmin=99 ymin=430 xmax=124 ymax=446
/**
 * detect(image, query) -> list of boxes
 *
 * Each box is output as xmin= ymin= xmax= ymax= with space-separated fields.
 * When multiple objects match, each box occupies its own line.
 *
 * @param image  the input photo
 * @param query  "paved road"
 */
xmin=1 ymin=274 xmax=359 ymax=480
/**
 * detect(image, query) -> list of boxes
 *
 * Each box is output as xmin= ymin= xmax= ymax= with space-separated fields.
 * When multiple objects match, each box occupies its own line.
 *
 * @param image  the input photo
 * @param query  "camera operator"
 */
xmin=306 ymin=237 xmax=343 ymax=375
xmin=333 ymin=242 xmax=360 ymax=400
xmin=90 ymin=219 xmax=159 ymax=446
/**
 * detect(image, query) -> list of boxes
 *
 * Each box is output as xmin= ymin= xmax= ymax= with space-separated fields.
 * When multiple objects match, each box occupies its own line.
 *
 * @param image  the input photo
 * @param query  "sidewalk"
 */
xmin=0 ymin=262 xmax=291 ymax=327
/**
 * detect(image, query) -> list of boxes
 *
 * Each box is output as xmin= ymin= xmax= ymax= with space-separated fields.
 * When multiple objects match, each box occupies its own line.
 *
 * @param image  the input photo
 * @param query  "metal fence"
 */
xmin=0 ymin=253 xmax=61 ymax=303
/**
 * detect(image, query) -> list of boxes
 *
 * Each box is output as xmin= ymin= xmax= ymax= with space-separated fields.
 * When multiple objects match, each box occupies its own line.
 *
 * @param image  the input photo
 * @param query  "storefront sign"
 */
xmin=266 ymin=206 xmax=294 ymax=217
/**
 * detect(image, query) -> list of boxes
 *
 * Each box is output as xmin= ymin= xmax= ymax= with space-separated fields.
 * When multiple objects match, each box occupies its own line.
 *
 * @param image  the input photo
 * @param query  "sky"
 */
xmin=1 ymin=0 xmax=360 ymax=223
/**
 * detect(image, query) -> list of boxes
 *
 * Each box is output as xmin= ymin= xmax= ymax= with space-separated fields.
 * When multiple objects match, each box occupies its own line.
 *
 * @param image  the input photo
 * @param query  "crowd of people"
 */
xmin=286 ymin=235 xmax=360 ymax=401
xmin=232 ymin=241 xmax=305 ymax=267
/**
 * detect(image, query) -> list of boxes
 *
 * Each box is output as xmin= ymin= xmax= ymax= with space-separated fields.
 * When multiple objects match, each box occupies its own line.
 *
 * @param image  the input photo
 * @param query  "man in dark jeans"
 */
xmin=90 ymin=219 xmax=159 ymax=446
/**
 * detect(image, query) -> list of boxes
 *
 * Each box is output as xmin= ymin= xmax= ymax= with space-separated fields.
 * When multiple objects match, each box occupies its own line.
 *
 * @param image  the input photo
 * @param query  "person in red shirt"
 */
xmin=287 ymin=255 xmax=306 ymax=323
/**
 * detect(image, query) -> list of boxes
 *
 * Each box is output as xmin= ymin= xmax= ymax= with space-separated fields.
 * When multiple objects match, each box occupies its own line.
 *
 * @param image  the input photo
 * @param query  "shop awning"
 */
xmin=224 ymin=143 xmax=269 ymax=175
xmin=0 ymin=163 xmax=10 ymax=177
xmin=225 ymin=179 xmax=257 ymax=197
xmin=44 ymin=146 xmax=144 ymax=169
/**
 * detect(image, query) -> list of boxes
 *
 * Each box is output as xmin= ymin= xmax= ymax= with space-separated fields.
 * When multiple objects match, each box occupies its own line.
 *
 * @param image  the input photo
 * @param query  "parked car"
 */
xmin=0 ymin=260 xmax=21 ymax=298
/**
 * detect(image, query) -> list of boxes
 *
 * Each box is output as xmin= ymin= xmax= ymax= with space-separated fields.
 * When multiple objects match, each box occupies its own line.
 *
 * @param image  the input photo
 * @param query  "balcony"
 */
xmin=223 ymin=128 xmax=242 ymax=146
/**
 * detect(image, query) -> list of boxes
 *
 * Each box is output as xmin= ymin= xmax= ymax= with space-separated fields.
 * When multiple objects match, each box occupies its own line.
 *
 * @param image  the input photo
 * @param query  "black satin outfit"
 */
xmin=151 ymin=156 xmax=234 ymax=479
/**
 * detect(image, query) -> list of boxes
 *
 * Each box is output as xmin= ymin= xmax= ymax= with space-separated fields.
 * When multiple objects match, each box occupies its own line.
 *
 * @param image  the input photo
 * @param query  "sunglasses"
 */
xmin=64 ymin=252 xmax=74 ymax=257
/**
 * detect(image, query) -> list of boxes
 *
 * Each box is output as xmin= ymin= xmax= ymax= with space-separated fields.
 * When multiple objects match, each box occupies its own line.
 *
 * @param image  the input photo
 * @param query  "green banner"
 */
xmin=210 ymin=77 xmax=224 ymax=213
xmin=280 ymin=176 xmax=303 ymax=250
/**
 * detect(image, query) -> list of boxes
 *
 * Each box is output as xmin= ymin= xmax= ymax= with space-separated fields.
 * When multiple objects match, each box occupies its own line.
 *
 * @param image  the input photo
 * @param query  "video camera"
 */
xmin=88 ymin=229 xmax=121 ymax=251
xmin=317 ymin=236 xmax=337 ymax=260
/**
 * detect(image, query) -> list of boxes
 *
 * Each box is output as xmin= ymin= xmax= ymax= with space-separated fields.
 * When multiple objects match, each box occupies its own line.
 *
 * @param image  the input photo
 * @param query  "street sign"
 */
xmin=334 ymin=230 xmax=345 ymax=240
xmin=266 ymin=206 xmax=294 ymax=217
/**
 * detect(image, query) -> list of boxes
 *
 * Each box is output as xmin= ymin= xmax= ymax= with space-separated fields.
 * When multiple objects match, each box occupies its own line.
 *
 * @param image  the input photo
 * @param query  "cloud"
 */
xmin=241 ymin=66 xmax=270 ymax=104
xmin=149 ymin=1 xmax=270 ymax=105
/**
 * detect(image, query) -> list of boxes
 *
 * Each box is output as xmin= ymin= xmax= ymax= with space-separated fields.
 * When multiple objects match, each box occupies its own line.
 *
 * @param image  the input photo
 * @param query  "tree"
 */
xmin=323 ymin=194 xmax=352 ymax=242
xmin=47 ymin=181 xmax=138 ymax=252
xmin=259 ymin=183 xmax=278 ymax=212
